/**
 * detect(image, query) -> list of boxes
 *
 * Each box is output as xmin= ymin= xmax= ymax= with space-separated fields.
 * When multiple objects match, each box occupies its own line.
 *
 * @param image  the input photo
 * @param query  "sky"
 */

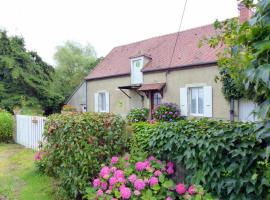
xmin=0 ymin=0 xmax=239 ymax=65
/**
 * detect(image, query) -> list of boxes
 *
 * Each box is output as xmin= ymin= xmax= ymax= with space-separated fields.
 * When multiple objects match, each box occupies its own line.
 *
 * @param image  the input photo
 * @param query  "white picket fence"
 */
xmin=15 ymin=115 xmax=46 ymax=149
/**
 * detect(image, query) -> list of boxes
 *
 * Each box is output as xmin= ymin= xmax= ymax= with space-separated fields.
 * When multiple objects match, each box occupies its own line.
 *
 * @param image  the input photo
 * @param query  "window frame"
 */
xmin=130 ymin=57 xmax=144 ymax=85
xmin=153 ymin=92 xmax=162 ymax=107
xmin=189 ymin=87 xmax=204 ymax=117
xmin=97 ymin=91 xmax=107 ymax=112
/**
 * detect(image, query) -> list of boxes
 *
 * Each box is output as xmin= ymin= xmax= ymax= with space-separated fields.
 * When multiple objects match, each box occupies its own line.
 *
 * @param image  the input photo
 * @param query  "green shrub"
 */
xmin=131 ymin=122 xmax=156 ymax=153
xmin=132 ymin=119 xmax=269 ymax=200
xmin=127 ymin=108 xmax=149 ymax=123
xmin=38 ymin=112 xmax=129 ymax=198
xmin=0 ymin=110 xmax=14 ymax=142
xmin=153 ymin=103 xmax=180 ymax=122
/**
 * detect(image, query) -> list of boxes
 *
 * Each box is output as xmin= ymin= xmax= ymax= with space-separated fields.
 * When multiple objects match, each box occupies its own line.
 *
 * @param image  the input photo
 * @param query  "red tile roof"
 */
xmin=85 ymin=24 xmax=222 ymax=80
xmin=138 ymin=83 xmax=166 ymax=91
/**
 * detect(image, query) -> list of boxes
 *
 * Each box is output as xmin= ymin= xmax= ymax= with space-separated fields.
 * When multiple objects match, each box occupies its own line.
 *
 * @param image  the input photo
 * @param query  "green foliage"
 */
xmin=37 ymin=112 xmax=129 ymax=198
xmin=131 ymin=122 xmax=157 ymax=153
xmin=153 ymin=103 xmax=181 ymax=122
xmin=132 ymin=120 xmax=269 ymax=199
xmin=0 ymin=110 xmax=14 ymax=142
xmin=127 ymin=107 xmax=149 ymax=123
xmin=0 ymin=30 xmax=63 ymax=114
xmin=204 ymin=0 xmax=270 ymax=119
xmin=53 ymin=41 xmax=102 ymax=99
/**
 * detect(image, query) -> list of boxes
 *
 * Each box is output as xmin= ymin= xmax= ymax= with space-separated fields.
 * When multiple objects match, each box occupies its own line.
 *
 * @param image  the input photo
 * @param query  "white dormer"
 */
xmin=130 ymin=56 xmax=144 ymax=85
xmin=130 ymin=53 xmax=151 ymax=85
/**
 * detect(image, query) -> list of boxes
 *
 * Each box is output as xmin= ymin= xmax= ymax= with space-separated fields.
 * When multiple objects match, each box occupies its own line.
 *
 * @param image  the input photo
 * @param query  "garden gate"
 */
xmin=15 ymin=115 xmax=46 ymax=149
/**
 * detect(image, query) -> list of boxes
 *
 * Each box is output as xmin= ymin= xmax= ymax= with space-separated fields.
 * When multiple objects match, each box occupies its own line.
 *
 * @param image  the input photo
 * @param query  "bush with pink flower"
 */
xmin=84 ymin=154 xmax=216 ymax=200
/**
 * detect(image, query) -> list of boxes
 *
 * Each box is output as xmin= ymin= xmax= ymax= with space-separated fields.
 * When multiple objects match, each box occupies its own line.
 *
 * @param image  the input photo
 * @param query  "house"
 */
xmin=84 ymin=4 xmax=254 ymax=121
xmin=66 ymin=81 xmax=87 ymax=112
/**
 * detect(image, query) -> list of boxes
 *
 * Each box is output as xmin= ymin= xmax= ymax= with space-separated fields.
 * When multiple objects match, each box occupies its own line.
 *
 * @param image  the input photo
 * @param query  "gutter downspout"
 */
xmin=85 ymin=80 xmax=88 ymax=112
xmin=230 ymin=98 xmax=234 ymax=121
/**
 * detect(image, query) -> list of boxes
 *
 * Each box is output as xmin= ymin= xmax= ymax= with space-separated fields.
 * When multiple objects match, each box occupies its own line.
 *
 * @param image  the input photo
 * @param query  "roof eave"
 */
xmin=85 ymin=61 xmax=217 ymax=81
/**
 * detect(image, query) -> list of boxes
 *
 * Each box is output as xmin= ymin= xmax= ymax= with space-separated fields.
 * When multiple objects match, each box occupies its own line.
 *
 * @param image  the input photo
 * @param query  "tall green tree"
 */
xmin=53 ymin=41 xmax=101 ymax=99
xmin=204 ymin=0 xmax=270 ymax=119
xmin=0 ymin=30 xmax=63 ymax=114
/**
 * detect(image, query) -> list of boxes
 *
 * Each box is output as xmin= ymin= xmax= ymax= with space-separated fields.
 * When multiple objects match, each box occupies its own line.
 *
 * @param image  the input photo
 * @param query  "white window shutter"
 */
xmin=180 ymin=87 xmax=188 ymax=116
xmin=94 ymin=93 xmax=98 ymax=112
xmin=105 ymin=92 xmax=110 ymax=112
xmin=203 ymin=86 xmax=213 ymax=117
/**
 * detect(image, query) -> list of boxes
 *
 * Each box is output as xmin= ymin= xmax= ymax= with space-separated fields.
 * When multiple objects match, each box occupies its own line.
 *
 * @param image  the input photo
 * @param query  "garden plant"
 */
xmin=85 ymin=154 xmax=216 ymax=200
xmin=0 ymin=109 xmax=14 ymax=142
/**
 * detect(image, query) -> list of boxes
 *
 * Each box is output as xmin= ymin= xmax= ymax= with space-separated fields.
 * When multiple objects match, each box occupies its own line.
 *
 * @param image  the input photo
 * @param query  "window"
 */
xmin=153 ymin=92 xmax=162 ymax=107
xmin=131 ymin=58 xmax=143 ymax=84
xmin=190 ymin=87 xmax=204 ymax=116
xmin=95 ymin=91 xmax=109 ymax=112
xmin=180 ymin=86 xmax=212 ymax=117
xmin=98 ymin=92 xmax=106 ymax=112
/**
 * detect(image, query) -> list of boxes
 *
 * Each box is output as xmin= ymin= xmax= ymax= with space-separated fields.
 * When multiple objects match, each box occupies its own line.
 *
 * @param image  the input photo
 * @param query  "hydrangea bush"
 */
xmin=127 ymin=108 xmax=149 ymax=123
xmin=85 ymin=155 xmax=216 ymax=200
xmin=153 ymin=103 xmax=180 ymax=122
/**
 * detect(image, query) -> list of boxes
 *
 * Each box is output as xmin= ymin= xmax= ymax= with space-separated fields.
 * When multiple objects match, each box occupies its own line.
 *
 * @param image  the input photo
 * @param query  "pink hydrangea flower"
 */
xmin=148 ymin=156 xmax=156 ymax=161
xmin=97 ymin=189 xmax=103 ymax=197
xmin=110 ymin=166 xmax=117 ymax=172
xmin=134 ymin=190 xmax=141 ymax=196
xmin=176 ymin=183 xmax=186 ymax=195
xmin=101 ymin=182 xmax=107 ymax=190
xmin=109 ymin=177 xmax=118 ymax=186
xmin=100 ymin=166 xmax=110 ymax=178
xmin=105 ymin=190 xmax=112 ymax=194
xmin=167 ymin=162 xmax=174 ymax=168
xmin=34 ymin=152 xmax=42 ymax=161
xmin=144 ymin=160 xmax=151 ymax=167
xmin=167 ymin=167 xmax=174 ymax=175
xmin=149 ymin=177 xmax=159 ymax=187
xmin=135 ymin=162 xmax=146 ymax=171
xmin=188 ymin=185 xmax=196 ymax=195
xmin=114 ymin=170 xmax=125 ymax=178
xmin=144 ymin=178 xmax=149 ymax=184
xmin=93 ymin=178 xmax=100 ymax=188
xmin=124 ymin=162 xmax=130 ymax=167
xmin=128 ymin=174 xmax=137 ymax=183
xmin=120 ymin=186 xmax=131 ymax=199
xmin=124 ymin=155 xmax=129 ymax=161
xmin=111 ymin=156 xmax=119 ymax=164
xmin=117 ymin=177 xmax=126 ymax=184
xmin=166 ymin=197 xmax=173 ymax=200
xmin=134 ymin=179 xmax=146 ymax=191
xmin=156 ymin=160 xmax=163 ymax=165
xmin=154 ymin=170 xmax=162 ymax=176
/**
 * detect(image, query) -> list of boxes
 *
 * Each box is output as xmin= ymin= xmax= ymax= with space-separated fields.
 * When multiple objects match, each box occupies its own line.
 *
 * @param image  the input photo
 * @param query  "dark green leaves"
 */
xmin=133 ymin=119 xmax=270 ymax=199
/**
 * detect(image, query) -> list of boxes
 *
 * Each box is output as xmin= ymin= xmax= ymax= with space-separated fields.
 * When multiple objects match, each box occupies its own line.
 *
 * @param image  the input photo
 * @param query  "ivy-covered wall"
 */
xmin=132 ymin=120 xmax=270 ymax=200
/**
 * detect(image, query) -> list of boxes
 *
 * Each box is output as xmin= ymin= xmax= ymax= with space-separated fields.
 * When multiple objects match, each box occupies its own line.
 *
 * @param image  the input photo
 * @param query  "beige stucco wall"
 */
xmin=87 ymin=65 xmax=231 ymax=120
xmin=67 ymin=82 xmax=86 ymax=111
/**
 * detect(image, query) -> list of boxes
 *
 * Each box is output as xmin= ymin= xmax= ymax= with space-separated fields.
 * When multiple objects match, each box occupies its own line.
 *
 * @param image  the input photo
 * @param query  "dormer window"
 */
xmin=131 ymin=57 xmax=143 ymax=85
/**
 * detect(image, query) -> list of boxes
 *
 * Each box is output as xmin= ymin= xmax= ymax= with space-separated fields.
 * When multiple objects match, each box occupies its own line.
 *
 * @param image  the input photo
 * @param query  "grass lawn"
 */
xmin=0 ymin=143 xmax=59 ymax=200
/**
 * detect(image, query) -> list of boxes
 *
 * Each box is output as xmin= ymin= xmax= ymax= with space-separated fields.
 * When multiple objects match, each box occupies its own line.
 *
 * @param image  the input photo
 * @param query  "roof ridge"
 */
xmin=113 ymin=23 xmax=215 ymax=49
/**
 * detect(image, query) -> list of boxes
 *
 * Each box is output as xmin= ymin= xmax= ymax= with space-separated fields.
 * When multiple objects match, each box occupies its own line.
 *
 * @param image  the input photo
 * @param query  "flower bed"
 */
xmin=85 ymin=155 xmax=216 ymax=199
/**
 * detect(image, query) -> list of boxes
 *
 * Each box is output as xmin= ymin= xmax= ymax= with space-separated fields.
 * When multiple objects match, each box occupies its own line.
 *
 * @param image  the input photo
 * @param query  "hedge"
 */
xmin=132 ymin=119 xmax=270 ymax=200
xmin=0 ymin=110 xmax=14 ymax=142
xmin=38 ymin=112 xmax=129 ymax=198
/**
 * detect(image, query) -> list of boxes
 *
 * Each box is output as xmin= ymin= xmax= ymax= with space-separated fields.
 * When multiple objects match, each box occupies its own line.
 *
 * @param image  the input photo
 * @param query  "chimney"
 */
xmin=238 ymin=3 xmax=253 ymax=23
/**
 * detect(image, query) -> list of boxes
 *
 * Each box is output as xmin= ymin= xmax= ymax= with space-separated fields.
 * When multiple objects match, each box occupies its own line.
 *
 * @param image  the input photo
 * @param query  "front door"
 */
xmin=150 ymin=91 xmax=162 ymax=118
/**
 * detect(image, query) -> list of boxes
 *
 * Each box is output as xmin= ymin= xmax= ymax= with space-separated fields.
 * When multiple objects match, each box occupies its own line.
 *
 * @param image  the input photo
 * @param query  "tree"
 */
xmin=53 ymin=41 xmax=101 ymax=99
xmin=0 ymin=30 xmax=63 ymax=114
xmin=204 ymin=0 xmax=270 ymax=119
